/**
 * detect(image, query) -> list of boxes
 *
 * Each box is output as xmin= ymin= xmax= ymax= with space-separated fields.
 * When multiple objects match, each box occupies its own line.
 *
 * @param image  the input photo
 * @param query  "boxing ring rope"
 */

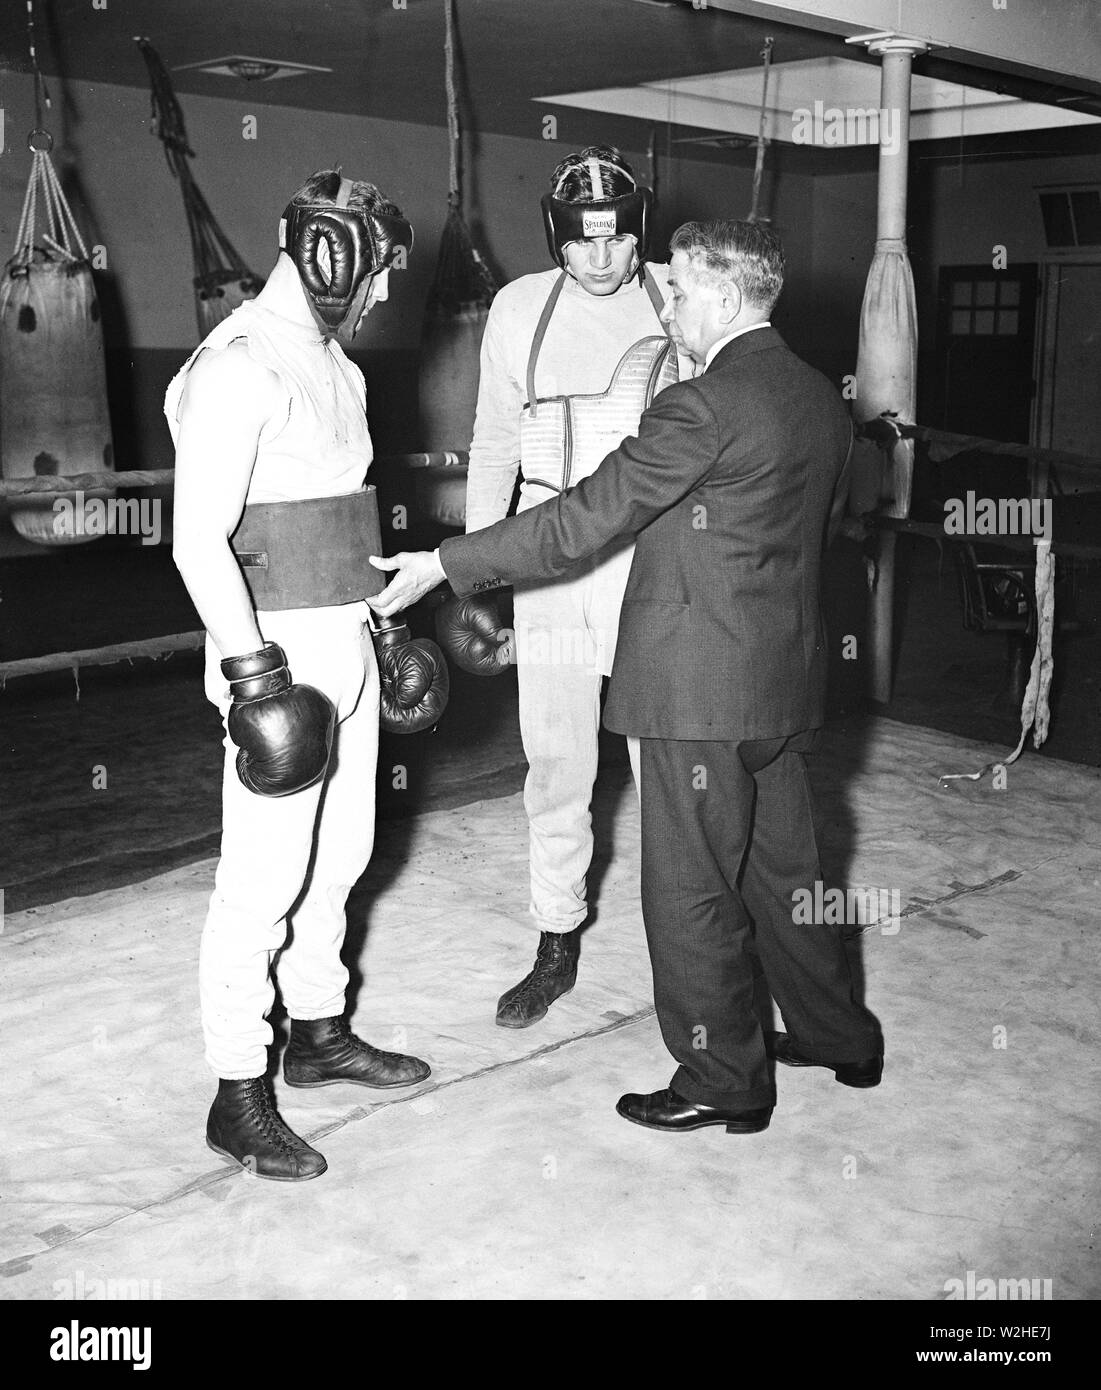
xmin=0 ymin=431 xmax=1096 ymax=699
xmin=0 ymin=453 xmax=468 ymax=693
xmin=856 ymin=418 xmax=1101 ymax=482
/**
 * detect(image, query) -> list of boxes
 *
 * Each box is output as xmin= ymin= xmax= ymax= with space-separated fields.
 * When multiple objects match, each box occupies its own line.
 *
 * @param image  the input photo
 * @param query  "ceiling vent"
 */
xmin=171 ymin=55 xmax=333 ymax=83
xmin=1037 ymin=186 xmax=1101 ymax=247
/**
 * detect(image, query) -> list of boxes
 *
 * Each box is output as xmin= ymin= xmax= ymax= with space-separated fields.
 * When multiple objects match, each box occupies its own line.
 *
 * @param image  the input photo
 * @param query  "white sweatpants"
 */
xmin=513 ymin=539 xmax=640 ymax=938
xmin=199 ymin=604 xmax=379 ymax=1079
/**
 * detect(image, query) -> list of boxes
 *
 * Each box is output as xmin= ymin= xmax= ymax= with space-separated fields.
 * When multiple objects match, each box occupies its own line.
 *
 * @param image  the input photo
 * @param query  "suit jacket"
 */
xmin=440 ymin=327 xmax=852 ymax=741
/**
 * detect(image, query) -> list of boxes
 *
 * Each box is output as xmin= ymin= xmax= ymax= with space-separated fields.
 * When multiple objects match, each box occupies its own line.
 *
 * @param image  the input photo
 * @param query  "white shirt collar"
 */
xmin=704 ymin=321 xmax=771 ymax=370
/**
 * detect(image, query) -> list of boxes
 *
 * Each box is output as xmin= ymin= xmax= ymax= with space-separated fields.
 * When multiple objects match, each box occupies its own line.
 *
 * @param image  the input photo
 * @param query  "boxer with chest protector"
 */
xmin=167 ymin=168 xmax=446 ymax=1181
xmin=434 ymin=146 xmax=683 ymax=1028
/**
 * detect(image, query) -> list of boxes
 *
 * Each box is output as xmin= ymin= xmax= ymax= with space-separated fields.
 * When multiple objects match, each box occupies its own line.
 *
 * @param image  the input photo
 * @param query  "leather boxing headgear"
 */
xmin=278 ymin=177 xmax=413 ymax=329
xmin=541 ymin=154 xmax=652 ymax=272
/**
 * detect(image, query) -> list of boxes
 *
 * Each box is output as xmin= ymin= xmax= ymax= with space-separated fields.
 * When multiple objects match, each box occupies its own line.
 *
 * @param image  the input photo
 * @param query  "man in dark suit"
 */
xmin=370 ymin=220 xmax=881 ymax=1135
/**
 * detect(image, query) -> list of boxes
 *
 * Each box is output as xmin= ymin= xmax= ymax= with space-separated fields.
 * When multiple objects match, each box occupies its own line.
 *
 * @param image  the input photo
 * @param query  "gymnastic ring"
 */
xmin=28 ymin=128 xmax=54 ymax=153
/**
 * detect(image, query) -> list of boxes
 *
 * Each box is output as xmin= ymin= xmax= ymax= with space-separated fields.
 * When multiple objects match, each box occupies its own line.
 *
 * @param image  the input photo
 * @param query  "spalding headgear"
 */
xmin=541 ymin=156 xmax=652 ymax=270
xmin=278 ymin=178 xmax=413 ymax=329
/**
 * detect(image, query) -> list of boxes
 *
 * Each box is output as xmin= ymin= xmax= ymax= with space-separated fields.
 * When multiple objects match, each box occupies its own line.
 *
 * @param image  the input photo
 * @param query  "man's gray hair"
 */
xmin=669 ymin=220 xmax=785 ymax=313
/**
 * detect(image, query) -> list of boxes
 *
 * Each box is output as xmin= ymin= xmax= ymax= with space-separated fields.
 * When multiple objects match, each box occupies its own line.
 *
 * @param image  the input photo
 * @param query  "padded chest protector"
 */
xmin=519 ymin=335 xmax=678 ymax=496
xmin=518 ymin=270 xmax=678 ymax=497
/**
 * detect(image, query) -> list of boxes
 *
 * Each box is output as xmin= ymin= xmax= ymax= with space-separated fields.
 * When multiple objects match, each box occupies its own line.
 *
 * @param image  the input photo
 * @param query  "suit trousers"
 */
xmin=638 ymin=733 xmax=877 ymax=1109
xmin=199 ymin=605 xmax=379 ymax=1079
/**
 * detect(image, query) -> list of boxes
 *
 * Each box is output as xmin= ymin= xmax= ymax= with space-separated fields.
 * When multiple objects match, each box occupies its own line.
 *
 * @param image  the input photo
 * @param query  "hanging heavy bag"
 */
xmin=135 ymin=38 xmax=264 ymax=341
xmin=418 ymin=205 xmax=497 ymax=460
xmin=0 ymin=144 xmax=115 ymax=547
xmin=195 ymin=267 xmax=266 ymax=338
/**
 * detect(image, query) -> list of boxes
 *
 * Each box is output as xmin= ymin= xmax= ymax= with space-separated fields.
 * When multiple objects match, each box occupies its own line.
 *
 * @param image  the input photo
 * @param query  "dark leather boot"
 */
xmin=283 ymin=1015 xmax=431 ymax=1089
xmin=206 ymin=1077 xmax=327 ymax=1181
xmin=496 ymin=930 xmax=580 ymax=1028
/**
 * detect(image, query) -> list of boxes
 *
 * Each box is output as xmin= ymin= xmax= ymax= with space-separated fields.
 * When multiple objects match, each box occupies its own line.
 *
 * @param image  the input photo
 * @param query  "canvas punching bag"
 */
xmin=136 ymin=38 xmax=264 ymax=341
xmin=0 ymin=143 xmax=115 ymax=546
xmin=419 ymin=289 xmax=488 ymax=456
xmin=195 ymin=267 xmax=266 ymax=338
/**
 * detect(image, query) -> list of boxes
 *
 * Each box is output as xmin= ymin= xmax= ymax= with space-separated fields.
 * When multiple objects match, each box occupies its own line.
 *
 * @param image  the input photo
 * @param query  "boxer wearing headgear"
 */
xmin=165 ymin=169 xmax=440 ymax=1181
xmin=434 ymin=146 xmax=686 ymax=1028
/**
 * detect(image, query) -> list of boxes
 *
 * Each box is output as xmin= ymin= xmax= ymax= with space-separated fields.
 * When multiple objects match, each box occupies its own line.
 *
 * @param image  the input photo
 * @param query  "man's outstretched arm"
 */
xmin=368 ymin=381 xmax=719 ymax=616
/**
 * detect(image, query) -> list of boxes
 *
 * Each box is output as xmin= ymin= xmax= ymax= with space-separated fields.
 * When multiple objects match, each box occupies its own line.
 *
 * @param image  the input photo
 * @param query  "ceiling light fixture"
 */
xmin=172 ymin=55 xmax=333 ymax=83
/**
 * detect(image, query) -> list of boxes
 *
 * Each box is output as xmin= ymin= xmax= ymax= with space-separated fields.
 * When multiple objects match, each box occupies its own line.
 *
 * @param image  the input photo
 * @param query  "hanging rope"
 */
xmin=12 ymin=144 xmax=88 ymax=266
xmin=939 ymin=456 xmax=1056 ymax=787
xmin=747 ymin=37 xmax=774 ymax=224
xmin=25 ymin=0 xmax=51 ymax=137
xmin=134 ymin=37 xmax=264 ymax=333
xmin=14 ymin=0 xmax=85 ymax=266
xmin=444 ymin=0 xmax=461 ymax=209
xmin=425 ymin=0 xmax=496 ymax=316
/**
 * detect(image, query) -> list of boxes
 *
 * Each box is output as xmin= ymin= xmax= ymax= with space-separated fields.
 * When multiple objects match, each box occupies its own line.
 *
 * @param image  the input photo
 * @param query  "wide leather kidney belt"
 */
xmin=229 ymin=486 xmax=384 ymax=610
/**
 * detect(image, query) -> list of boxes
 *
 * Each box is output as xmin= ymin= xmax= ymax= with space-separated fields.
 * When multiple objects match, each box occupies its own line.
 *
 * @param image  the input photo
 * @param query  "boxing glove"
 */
xmin=435 ymin=591 xmax=514 ymax=676
xmin=221 ymin=642 xmax=336 ymax=797
xmin=371 ymin=616 xmax=450 ymax=734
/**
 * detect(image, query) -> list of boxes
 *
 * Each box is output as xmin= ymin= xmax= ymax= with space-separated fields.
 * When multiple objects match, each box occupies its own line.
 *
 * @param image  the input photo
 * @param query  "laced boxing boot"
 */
xmin=206 ymin=1077 xmax=327 ymax=1181
xmin=496 ymin=929 xmax=581 ymax=1028
xmin=283 ymin=1015 xmax=431 ymax=1089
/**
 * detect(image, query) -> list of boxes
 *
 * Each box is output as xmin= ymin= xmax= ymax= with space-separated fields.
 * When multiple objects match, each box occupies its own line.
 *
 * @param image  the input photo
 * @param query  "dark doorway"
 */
xmin=933 ymin=263 xmax=1038 ymax=443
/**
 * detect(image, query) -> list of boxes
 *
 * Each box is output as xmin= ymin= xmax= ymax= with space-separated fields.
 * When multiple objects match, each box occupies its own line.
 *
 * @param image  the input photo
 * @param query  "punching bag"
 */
xmin=136 ymin=38 xmax=264 ymax=341
xmin=418 ymin=205 xmax=496 ymax=455
xmin=415 ymin=3 xmax=498 ymax=526
xmin=195 ymin=267 xmax=266 ymax=338
xmin=0 ymin=148 xmax=115 ymax=546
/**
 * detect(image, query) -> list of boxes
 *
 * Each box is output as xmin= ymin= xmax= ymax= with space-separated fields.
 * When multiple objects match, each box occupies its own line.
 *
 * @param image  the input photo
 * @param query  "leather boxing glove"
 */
xmin=435 ymin=591 xmax=514 ymax=677
xmin=371 ymin=616 xmax=450 ymax=734
xmin=221 ymin=642 xmax=336 ymax=797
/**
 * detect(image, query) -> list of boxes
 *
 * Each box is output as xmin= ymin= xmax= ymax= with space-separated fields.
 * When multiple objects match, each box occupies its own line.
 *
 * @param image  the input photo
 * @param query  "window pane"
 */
xmin=997 ymin=310 xmax=1019 ymax=335
xmin=1040 ymin=192 xmax=1075 ymax=247
xmin=974 ymin=281 xmax=996 ymax=306
xmin=973 ymin=310 xmax=996 ymax=335
xmin=1070 ymin=191 xmax=1101 ymax=246
xmin=999 ymin=280 xmax=1020 ymax=306
xmin=951 ymin=310 xmax=971 ymax=335
xmin=951 ymin=280 xmax=973 ymax=305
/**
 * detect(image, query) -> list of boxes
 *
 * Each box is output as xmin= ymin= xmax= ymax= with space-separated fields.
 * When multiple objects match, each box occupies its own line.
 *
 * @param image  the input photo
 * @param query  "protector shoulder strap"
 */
xmin=640 ymin=265 xmax=671 ymax=336
xmin=524 ymin=271 xmax=569 ymax=416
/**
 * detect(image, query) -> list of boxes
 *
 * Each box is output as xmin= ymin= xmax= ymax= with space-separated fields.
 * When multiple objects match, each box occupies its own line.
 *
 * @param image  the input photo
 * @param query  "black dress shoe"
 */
xmin=206 ymin=1077 xmax=327 ymax=1181
xmin=284 ymin=1016 xmax=431 ymax=1089
xmin=616 ymin=1087 xmax=772 ymax=1134
xmin=767 ymin=1032 xmax=883 ymax=1088
xmin=495 ymin=929 xmax=580 ymax=1028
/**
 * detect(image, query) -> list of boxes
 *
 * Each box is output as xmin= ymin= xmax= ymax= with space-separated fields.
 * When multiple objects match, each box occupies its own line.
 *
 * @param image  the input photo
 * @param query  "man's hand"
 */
xmin=368 ymin=550 xmax=448 ymax=617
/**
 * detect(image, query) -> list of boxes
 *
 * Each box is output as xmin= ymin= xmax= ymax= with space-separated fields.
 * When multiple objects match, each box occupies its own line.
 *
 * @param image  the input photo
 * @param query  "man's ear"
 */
xmin=718 ymin=279 xmax=742 ymax=326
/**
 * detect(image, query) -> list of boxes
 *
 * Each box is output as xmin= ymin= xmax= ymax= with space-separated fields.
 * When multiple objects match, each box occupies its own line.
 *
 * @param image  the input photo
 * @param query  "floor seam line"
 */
xmin=0 ymin=1004 xmax=657 ymax=1276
